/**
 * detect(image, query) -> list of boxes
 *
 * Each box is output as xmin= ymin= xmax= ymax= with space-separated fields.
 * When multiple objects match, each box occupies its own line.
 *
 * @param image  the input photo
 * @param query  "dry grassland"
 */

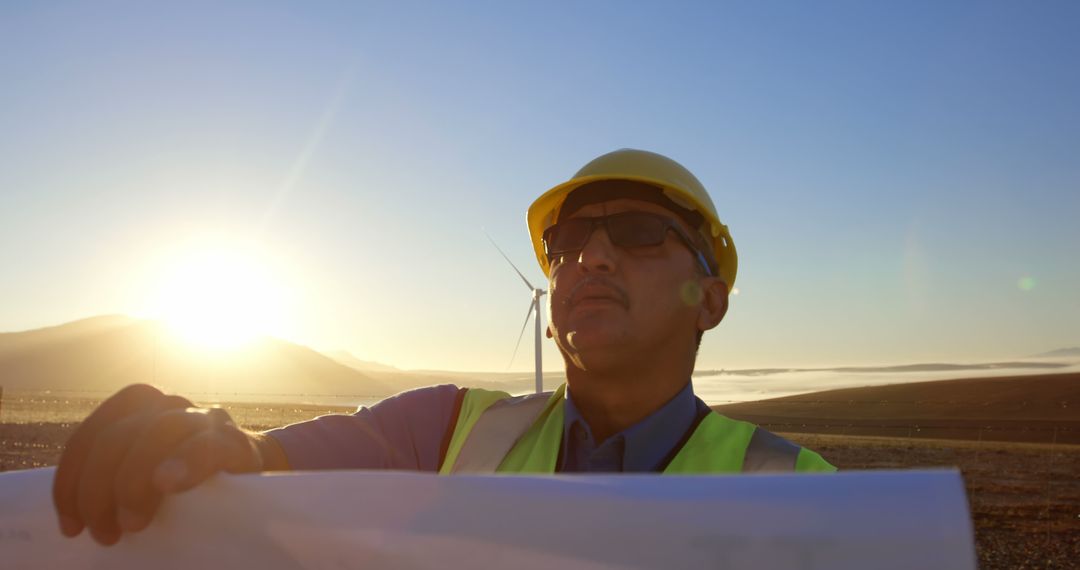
xmin=786 ymin=432 xmax=1079 ymax=569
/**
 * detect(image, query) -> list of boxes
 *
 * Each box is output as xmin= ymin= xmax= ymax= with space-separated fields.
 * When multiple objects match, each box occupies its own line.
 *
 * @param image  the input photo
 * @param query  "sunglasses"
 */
xmin=542 ymin=211 xmax=715 ymax=276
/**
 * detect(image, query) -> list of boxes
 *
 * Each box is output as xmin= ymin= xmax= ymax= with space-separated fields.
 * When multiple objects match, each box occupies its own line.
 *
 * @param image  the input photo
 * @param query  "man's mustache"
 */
xmin=562 ymin=277 xmax=630 ymax=308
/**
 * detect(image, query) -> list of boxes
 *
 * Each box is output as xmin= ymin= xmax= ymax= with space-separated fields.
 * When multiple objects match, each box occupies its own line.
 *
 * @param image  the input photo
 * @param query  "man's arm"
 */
xmin=263 ymin=384 xmax=465 ymax=471
xmin=52 ymin=383 xmax=464 ymax=546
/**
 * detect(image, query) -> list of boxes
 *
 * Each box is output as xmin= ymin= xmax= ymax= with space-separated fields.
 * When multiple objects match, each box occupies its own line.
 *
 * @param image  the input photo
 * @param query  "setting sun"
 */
xmin=145 ymin=245 xmax=292 ymax=349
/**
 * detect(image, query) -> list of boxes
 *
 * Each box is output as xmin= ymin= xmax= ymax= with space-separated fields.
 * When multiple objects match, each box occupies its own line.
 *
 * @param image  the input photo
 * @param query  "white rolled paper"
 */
xmin=0 ymin=467 xmax=975 ymax=569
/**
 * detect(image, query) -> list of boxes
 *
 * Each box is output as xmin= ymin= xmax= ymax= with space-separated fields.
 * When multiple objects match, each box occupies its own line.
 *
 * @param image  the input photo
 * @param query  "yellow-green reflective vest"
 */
xmin=439 ymin=384 xmax=836 ymax=475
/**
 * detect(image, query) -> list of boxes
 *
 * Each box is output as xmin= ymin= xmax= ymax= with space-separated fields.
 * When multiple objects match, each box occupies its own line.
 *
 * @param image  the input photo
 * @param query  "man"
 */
xmin=53 ymin=148 xmax=835 ymax=547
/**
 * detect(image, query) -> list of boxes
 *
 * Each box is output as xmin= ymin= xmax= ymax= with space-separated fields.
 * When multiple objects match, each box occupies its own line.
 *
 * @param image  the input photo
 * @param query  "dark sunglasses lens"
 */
xmin=544 ymin=218 xmax=593 ymax=255
xmin=607 ymin=213 xmax=667 ymax=248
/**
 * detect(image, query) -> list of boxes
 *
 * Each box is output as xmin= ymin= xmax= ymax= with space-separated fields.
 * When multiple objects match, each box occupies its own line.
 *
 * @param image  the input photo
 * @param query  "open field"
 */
xmin=784 ymin=432 xmax=1079 ymax=569
xmin=716 ymin=372 xmax=1080 ymax=567
xmin=0 ymin=393 xmax=357 ymax=427
xmin=715 ymin=372 xmax=1080 ymax=445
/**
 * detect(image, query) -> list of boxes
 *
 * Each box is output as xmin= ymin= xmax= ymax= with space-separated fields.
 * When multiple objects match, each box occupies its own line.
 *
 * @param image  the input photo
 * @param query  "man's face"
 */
xmin=546 ymin=198 xmax=713 ymax=370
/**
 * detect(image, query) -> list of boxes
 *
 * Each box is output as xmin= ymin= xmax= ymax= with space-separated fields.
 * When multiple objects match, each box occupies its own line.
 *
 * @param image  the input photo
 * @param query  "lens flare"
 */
xmin=680 ymin=280 xmax=704 ymax=306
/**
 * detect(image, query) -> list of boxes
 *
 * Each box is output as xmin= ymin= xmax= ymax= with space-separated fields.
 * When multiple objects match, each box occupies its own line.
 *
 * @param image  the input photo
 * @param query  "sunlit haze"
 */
xmin=1 ymin=2 xmax=1078 ymax=371
xmin=141 ymin=240 xmax=294 ymax=349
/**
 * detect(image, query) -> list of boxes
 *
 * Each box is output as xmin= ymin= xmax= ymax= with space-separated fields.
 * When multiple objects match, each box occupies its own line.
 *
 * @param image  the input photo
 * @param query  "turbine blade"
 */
xmin=507 ymin=299 xmax=536 ymax=370
xmin=485 ymin=230 xmax=535 ymax=290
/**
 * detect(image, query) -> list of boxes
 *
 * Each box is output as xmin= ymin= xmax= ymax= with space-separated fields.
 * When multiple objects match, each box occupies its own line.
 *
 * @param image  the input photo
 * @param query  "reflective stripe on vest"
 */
xmin=743 ymin=426 xmax=800 ymax=472
xmin=446 ymin=387 xmax=804 ymax=474
xmin=451 ymin=392 xmax=550 ymax=473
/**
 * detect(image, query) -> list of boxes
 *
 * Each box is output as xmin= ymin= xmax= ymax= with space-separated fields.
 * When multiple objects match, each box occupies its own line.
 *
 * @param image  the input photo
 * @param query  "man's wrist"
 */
xmin=248 ymin=432 xmax=291 ymax=472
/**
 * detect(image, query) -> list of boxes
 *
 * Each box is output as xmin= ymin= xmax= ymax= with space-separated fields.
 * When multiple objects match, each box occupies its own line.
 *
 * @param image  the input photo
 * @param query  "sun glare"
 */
xmin=146 ymin=245 xmax=292 ymax=349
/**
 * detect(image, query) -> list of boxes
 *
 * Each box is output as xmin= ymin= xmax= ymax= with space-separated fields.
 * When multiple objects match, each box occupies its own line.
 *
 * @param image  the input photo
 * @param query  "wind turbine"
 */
xmin=486 ymin=233 xmax=546 ymax=394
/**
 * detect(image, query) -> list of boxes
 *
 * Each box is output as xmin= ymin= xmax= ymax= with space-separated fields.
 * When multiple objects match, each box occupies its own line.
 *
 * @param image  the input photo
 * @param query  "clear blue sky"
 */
xmin=1 ymin=1 xmax=1078 ymax=370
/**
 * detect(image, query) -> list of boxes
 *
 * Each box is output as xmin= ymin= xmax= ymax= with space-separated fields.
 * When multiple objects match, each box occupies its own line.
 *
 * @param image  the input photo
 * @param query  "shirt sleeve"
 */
xmin=263 ymin=384 xmax=465 ymax=471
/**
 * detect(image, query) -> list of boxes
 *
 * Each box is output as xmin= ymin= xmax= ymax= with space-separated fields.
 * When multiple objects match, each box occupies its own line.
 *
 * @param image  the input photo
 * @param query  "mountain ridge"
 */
xmin=1030 ymin=347 xmax=1080 ymax=358
xmin=0 ymin=317 xmax=393 ymax=397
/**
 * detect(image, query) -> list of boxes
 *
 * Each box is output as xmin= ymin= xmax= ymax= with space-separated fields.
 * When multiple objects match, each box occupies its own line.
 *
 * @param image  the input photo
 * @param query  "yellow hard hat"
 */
xmin=527 ymin=148 xmax=738 ymax=288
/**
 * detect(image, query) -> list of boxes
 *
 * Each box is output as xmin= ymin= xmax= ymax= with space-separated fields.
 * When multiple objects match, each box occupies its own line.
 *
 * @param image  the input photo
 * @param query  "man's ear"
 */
xmin=697 ymin=278 xmax=729 ymax=332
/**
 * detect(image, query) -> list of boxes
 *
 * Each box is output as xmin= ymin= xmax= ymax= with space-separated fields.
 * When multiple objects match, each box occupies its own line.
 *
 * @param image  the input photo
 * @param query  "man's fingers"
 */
xmin=53 ymin=386 xmax=192 ymax=544
xmin=75 ymin=417 xmax=145 ymax=545
xmin=75 ymin=396 xmax=194 ymax=544
xmin=112 ymin=408 xmax=220 ymax=533
xmin=51 ymin=385 xmax=237 ymax=545
xmin=53 ymin=384 xmax=167 ymax=536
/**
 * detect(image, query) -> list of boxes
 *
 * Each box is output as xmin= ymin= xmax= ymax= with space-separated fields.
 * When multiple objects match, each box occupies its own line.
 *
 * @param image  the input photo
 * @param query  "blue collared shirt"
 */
xmin=560 ymin=382 xmax=702 ymax=473
xmin=268 ymin=382 xmax=708 ymax=473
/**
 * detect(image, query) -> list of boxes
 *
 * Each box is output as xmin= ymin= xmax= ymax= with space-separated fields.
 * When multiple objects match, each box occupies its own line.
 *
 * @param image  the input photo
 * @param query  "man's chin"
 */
xmin=564 ymin=347 xmax=635 ymax=375
xmin=563 ymin=327 xmax=633 ymax=367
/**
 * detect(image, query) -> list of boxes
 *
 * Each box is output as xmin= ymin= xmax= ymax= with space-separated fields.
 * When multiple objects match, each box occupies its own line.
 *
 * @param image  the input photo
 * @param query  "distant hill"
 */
xmin=1030 ymin=347 xmax=1080 ymax=358
xmin=362 ymin=369 xmax=559 ymax=395
xmin=324 ymin=351 xmax=400 ymax=372
xmin=714 ymin=372 xmax=1080 ymax=444
xmin=694 ymin=360 xmax=1069 ymax=377
xmin=0 ymin=315 xmax=136 ymax=357
xmin=323 ymin=350 xmax=560 ymax=393
xmin=0 ymin=316 xmax=393 ymax=398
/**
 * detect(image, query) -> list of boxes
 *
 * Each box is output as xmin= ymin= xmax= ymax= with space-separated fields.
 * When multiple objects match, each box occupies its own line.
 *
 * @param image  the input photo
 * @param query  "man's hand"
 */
xmin=52 ymin=384 xmax=286 ymax=546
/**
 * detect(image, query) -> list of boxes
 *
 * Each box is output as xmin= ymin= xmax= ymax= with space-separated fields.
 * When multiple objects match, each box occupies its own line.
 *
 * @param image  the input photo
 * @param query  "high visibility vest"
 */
xmin=439 ymin=384 xmax=836 ymax=474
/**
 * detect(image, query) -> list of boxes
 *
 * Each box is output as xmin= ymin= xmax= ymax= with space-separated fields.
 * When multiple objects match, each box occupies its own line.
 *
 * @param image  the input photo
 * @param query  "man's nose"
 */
xmin=576 ymin=226 xmax=618 ymax=274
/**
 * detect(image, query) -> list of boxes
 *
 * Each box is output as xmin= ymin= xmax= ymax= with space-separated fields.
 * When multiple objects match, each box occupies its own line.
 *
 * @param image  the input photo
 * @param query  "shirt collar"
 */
xmin=562 ymin=381 xmax=700 ymax=472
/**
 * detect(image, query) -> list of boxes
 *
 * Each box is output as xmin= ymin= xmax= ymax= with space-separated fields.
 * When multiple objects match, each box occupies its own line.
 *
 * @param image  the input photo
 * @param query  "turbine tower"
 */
xmin=487 ymin=234 xmax=546 ymax=394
